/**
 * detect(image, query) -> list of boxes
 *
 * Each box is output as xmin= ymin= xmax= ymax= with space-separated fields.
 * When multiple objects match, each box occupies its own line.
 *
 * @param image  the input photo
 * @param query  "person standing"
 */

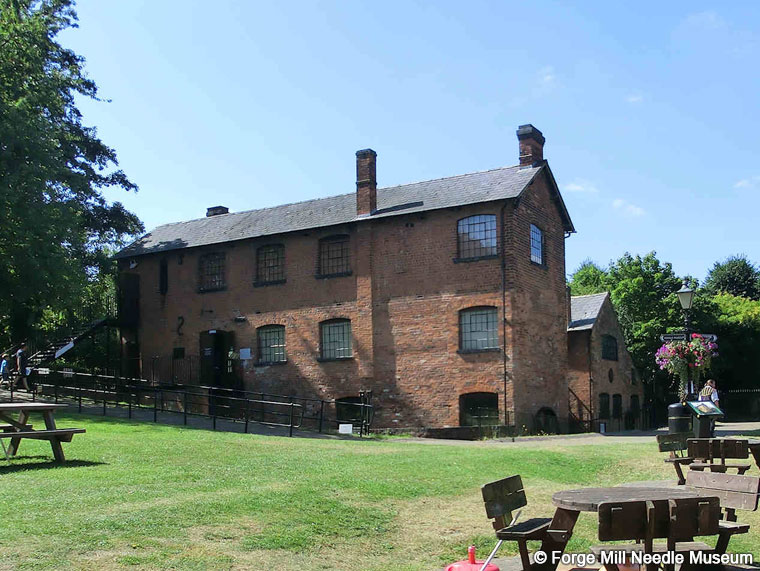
xmin=699 ymin=379 xmax=720 ymax=436
xmin=0 ymin=354 xmax=9 ymax=388
xmin=15 ymin=343 xmax=30 ymax=391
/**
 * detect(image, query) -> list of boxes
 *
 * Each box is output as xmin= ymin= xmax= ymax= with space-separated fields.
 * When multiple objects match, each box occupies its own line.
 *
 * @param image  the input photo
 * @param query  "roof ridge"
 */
xmin=378 ymin=163 xmax=523 ymax=191
xmin=571 ymin=292 xmax=609 ymax=299
xmin=147 ymin=164 xmax=526 ymax=231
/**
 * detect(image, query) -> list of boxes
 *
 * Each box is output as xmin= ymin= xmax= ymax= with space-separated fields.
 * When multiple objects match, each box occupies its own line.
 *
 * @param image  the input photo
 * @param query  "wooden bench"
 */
xmin=688 ymin=438 xmax=752 ymax=475
xmin=591 ymin=496 xmax=720 ymax=571
xmin=656 ymin=432 xmax=693 ymax=485
xmin=0 ymin=424 xmax=33 ymax=432
xmin=481 ymin=475 xmax=561 ymax=571
xmin=686 ymin=470 xmax=760 ymax=554
xmin=0 ymin=429 xmax=85 ymax=461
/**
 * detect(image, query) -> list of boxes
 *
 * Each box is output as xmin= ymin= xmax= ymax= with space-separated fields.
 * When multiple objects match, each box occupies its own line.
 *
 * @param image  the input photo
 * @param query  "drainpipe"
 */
xmin=500 ymin=200 xmax=509 ymax=426
xmin=587 ymin=331 xmax=594 ymax=429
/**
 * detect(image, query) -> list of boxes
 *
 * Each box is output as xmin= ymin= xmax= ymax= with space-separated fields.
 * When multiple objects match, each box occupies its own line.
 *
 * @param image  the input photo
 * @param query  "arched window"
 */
xmin=336 ymin=396 xmax=363 ymax=422
xmin=457 ymin=215 xmax=497 ymax=259
xmin=459 ymin=307 xmax=498 ymax=352
xmin=459 ymin=392 xmax=499 ymax=426
xmin=612 ymin=394 xmax=623 ymax=419
xmin=599 ymin=393 xmax=610 ymax=420
xmin=257 ymin=325 xmax=286 ymax=364
xmin=318 ymin=235 xmax=351 ymax=277
xmin=320 ymin=319 xmax=352 ymax=360
xmin=601 ymin=335 xmax=618 ymax=361
xmin=256 ymin=244 xmax=285 ymax=284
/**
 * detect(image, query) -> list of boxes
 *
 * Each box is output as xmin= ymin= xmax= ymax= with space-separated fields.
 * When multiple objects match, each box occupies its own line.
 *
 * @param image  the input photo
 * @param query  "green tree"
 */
xmin=707 ymin=293 xmax=760 ymax=395
xmin=568 ymin=259 xmax=608 ymax=295
xmin=703 ymin=255 xmax=760 ymax=301
xmin=0 ymin=0 xmax=142 ymax=343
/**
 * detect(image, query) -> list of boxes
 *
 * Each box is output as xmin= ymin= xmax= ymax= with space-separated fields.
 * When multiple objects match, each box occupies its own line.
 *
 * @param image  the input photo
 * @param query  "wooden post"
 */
xmin=319 ymin=400 xmax=325 ymax=433
xmin=153 ymin=389 xmax=158 ymax=422
xmin=183 ymin=390 xmax=188 ymax=425
xmin=289 ymin=402 xmax=294 ymax=437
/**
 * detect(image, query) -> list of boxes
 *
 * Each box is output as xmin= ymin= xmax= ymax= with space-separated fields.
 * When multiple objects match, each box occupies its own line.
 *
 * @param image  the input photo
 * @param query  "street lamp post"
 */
xmin=676 ymin=280 xmax=695 ymax=398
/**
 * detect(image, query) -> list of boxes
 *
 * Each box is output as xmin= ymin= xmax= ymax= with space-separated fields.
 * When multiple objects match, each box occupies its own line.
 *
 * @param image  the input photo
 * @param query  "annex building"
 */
xmin=116 ymin=125 xmax=590 ymax=431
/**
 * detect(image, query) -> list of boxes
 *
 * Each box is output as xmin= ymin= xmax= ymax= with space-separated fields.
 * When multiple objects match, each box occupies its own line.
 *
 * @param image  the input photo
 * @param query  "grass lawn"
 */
xmin=0 ymin=415 xmax=758 ymax=570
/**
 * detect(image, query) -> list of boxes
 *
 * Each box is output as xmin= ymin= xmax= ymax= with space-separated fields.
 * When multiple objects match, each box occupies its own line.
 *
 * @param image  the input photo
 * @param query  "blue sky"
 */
xmin=62 ymin=1 xmax=760 ymax=282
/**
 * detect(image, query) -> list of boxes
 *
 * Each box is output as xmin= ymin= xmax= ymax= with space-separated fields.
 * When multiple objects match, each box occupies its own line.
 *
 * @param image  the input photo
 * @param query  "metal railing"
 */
xmin=8 ymin=368 xmax=373 ymax=437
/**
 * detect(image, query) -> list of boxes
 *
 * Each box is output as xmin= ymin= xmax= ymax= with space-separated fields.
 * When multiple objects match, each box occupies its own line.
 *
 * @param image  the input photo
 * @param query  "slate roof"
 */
xmin=116 ymin=163 xmax=574 ymax=259
xmin=568 ymin=292 xmax=609 ymax=331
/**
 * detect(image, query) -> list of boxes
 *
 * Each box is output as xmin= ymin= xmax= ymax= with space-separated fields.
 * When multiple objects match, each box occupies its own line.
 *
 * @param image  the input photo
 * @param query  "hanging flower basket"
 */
xmin=655 ymin=334 xmax=718 ymax=401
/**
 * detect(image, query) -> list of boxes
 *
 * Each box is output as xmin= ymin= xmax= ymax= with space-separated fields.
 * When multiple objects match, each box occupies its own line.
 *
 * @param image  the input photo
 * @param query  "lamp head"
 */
xmin=677 ymin=280 xmax=695 ymax=311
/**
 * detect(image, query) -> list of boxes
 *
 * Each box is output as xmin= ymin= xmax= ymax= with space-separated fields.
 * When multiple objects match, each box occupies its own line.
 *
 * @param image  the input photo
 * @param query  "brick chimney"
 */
xmin=356 ymin=149 xmax=377 ymax=216
xmin=517 ymin=124 xmax=545 ymax=166
xmin=206 ymin=205 xmax=229 ymax=217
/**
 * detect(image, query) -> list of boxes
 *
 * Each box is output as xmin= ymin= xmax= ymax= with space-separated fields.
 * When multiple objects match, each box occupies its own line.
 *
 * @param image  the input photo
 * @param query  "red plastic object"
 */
xmin=444 ymin=545 xmax=500 ymax=571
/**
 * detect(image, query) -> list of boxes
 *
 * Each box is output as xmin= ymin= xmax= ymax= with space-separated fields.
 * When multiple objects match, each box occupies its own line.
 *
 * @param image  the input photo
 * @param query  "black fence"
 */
xmin=12 ymin=368 xmax=373 ymax=437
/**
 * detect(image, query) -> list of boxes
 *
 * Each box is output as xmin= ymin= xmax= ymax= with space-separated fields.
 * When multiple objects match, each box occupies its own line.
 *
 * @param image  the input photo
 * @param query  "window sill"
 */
xmin=315 ymin=271 xmax=352 ymax=279
xmin=457 ymin=348 xmax=501 ymax=355
xmin=530 ymin=260 xmax=547 ymax=269
xmin=255 ymin=360 xmax=287 ymax=367
xmin=317 ymin=356 xmax=354 ymax=363
xmin=198 ymin=286 xmax=227 ymax=293
xmin=453 ymin=254 xmax=499 ymax=263
xmin=253 ymin=279 xmax=286 ymax=288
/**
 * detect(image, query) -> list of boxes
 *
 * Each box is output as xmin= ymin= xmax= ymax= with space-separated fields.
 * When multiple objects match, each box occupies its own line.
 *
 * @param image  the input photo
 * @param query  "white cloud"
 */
xmin=626 ymin=94 xmax=643 ymax=104
xmin=539 ymin=66 xmax=555 ymax=86
xmin=612 ymin=198 xmax=646 ymax=217
xmin=564 ymin=179 xmax=599 ymax=194
xmin=734 ymin=176 xmax=760 ymax=190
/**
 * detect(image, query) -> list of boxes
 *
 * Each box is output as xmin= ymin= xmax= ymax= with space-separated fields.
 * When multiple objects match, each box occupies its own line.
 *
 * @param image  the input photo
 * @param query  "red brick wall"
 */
xmin=119 ymin=168 xmax=571 ymax=430
xmin=567 ymin=296 xmax=644 ymax=430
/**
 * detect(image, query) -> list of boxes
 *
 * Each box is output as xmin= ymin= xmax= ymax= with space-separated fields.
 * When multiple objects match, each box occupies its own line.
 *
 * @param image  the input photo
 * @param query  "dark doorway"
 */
xmin=459 ymin=392 xmax=499 ymax=427
xmin=118 ymin=273 xmax=140 ymax=328
xmin=534 ymin=407 xmax=559 ymax=434
xmin=199 ymin=330 xmax=237 ymax=388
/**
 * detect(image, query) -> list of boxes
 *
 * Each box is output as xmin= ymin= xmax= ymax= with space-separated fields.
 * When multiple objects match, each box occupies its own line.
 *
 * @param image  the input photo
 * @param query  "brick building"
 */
xmin=115 ymin=124 xmax=576 ymax=431
xmin=567 ymin=292 xmax=644 ymax=431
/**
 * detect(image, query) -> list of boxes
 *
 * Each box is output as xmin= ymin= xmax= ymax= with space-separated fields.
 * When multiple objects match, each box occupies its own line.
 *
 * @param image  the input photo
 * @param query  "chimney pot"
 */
xmin=356 ymin=149 xmax=377 ymax=216
xmin=517 ymin=124 xmax=545 ymax=166
xmin=206 ymin=205 xmax=229 ymax=217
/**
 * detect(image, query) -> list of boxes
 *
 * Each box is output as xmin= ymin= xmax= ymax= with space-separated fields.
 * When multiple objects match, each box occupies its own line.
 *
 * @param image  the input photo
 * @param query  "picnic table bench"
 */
xmin=687 ymin=470 xmax=760 ymax=554
xmin=656 ymin=432 xmax=693 ymax=485
xmin=687 ymin=438 xmax=752 ymax=475
xmin=0 ymin=402 xmax=85 ymax=462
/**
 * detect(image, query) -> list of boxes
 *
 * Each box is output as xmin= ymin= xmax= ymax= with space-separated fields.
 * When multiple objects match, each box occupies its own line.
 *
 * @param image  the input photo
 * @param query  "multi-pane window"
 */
xmin=318 ymin=235 xmax=351 ymax=276
xmin=602 ymin=335 xmax=618 ymax=361
xmin=320 ymin=319 xmax=352 ymax=360
xmin=630 ymin=395 xmax=641 ymax=417
xmin=457 ymin=215 xmax=497 ymax=259
xmin=612 ymin=394 xmax=623 ymax=419
xmin=599 ymin=393 xmax=610 ymax=420
xmin=198 ymin=252 xmax=226 ymax=292
xmin=256 ymin=244 xmax=285 ymax=284
xmin=257 ymin=325 xmax=286 ymax=364
xmin=459 ymin=307 xmax=499 ymax=351
xmin=530 ymin=224 xmax=544 ymax=265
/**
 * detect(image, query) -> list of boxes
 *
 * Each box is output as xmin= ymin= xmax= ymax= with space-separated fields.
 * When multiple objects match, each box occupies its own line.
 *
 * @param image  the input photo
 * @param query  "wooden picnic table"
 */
xmin=0 ymin=402 xmax=85 ymax=462
xmin=533 ymin=487 xmax=704 ymax=570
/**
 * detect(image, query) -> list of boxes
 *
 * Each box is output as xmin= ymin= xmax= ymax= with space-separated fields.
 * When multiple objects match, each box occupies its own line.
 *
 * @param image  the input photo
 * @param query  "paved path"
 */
xmin=2 ymin=388 xmax=759 ymax=446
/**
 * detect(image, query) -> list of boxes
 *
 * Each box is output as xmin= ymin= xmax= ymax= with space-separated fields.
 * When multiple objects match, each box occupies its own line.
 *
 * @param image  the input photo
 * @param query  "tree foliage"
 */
xmin=703 ymin=255 xmax=760 ymax=301
xmin=0 ymin=0 xmax=142 ymax=342
xmin=568 ymin=259 xmax=607 ymax=296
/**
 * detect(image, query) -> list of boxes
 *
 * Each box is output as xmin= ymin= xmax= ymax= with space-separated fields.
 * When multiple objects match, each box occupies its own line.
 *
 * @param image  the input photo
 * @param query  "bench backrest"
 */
xmin=687 ymin=471 xmax=760 ymax=512
xmin=598 ymin=497 xmax=719 ymax=542
xmin=688 ymin=438 xmax=749 ymax=462
xmin=481 ymin=475 xmax=528 ymax=530
xmin=657 ymin=433 xmax=690 ymax=454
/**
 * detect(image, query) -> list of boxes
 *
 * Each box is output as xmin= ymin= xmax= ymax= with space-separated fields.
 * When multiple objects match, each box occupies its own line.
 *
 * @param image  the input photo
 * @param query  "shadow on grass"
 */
xmin=0 ymin=458 xmax=106 ymax=474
